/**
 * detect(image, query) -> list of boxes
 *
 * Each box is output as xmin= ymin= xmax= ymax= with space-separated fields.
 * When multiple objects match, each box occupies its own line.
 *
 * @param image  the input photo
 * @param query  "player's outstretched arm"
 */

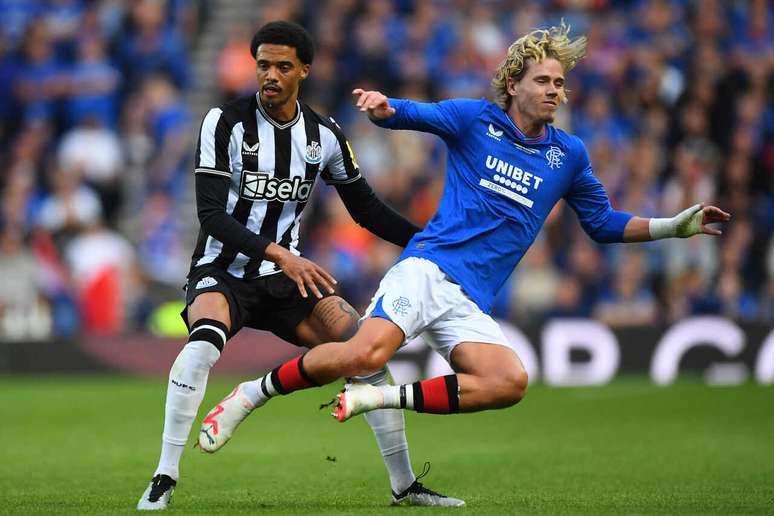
xmin=623 ymin=204 xmax=732 ymax=242
xmin=352 ymin=87 xmax=478 ymax=138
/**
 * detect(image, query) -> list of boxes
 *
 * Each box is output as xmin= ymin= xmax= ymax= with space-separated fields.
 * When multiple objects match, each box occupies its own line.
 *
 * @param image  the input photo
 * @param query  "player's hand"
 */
xmin=673 ymin=204 xmax=732 ymax=238
xmin=352 ymin=88 xmax=396 ymax=119
xmin=275 ymin=250 xmax=337 ymax=299
xmin=696 ymin=205 xmax=732 ymax=236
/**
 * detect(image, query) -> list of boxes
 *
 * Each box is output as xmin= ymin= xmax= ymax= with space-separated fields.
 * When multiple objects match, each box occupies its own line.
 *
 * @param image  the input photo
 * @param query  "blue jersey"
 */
xmin=373 ymin=98 xmax=632 ymax=313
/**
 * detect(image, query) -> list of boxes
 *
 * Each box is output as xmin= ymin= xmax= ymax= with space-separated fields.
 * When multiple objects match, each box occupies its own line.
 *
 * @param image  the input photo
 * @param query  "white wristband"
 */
xmin=648 ymin=217 xmax=675 ymax=240
xmin=648 ymin=204 xmax=703 ymax=240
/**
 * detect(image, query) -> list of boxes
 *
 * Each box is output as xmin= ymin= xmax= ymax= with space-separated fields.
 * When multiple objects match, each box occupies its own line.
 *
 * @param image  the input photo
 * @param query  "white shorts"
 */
xmin=363 ymin=257 xmax=509 ymax=363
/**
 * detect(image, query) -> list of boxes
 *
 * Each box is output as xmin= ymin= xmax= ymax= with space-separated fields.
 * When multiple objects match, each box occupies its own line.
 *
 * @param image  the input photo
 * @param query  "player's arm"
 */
xmin=335 ymin=177 xmax=421 ymax=247
xmin=622 ymin=205 xmax=731 ymax=242
xmin=320 ymin=116 xmax=420 ymax=246
xmin=566 ymin=171 xmax=730 ymax=243
xmin=352 ymin=88 xmax=480 ymax=139
xmin=565 ymin=140 xmax=730 ymax=243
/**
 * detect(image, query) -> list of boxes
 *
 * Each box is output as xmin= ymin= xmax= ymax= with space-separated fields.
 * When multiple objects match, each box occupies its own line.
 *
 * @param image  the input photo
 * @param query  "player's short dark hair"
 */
xmin=250 ymin=21 xmax=314 ymax=65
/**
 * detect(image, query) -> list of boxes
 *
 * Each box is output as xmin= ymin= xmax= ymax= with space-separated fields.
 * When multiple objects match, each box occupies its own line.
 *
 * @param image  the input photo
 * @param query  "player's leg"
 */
xmin=196 ymin=288 xmax=460 ymax=506
xmin=423 ymin=307 xmax=528 ymax=412
xmin=298 ymin=297 xmax=461 ymax=504
xmin=138 ymin=283 xmax=232 ymax=510
xmin=447 ymin=342 xmax=528 ymax=411
xmin=219 ymin=317 xmax=404 ymax=403
xmin=196 ymin=274 xmax=400 ymax=453
xmin=335 ymin=269 xmax=528 ymax=418
xmin=335 ymin=343 xmax=526 ymax=417
xmin=195 ymin=285 xmax=401 ymax=451
xmin=197 ymin=317 xmax=402 ymax=452
xmin=238 ymin=260 xmax=429 ymax=394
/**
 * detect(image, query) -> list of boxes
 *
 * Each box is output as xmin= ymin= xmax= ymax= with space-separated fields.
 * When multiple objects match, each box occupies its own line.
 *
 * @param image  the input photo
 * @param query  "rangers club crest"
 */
xmin=392 ymin=296 xmax=411 ymax=316
xmin=545 ymin=146 xmax=565 ymax=169
xmin=305 ymin=141 xmax=322 ymax=164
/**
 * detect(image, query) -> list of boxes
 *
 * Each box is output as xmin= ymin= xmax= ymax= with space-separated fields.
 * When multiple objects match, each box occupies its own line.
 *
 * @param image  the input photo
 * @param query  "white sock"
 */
xmin=352 ymin=368 xmax=416 ymax=493
xmin=379 ymin=384 xmax=414 ymax=410
xmin=156 ymin=338 xmax=221 ymax=478
xmin=155 ymin=440 xmax=184 ymax=480
xmin=241 ymin=372 xmax=280 ymax=406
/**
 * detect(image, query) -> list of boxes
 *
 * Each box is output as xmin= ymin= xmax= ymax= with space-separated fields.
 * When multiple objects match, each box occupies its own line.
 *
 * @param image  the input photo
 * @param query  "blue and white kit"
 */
xmin=365 ymin=98 xmax=632 ymax=355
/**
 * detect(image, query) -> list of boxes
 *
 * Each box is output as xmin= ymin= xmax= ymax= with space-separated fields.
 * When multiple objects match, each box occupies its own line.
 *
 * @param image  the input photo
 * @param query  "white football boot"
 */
xmin=197 ymin=382 xmax=259 ymax=452
xmin=332 ymin=383 xmax=384 ymax=422
xmin=137 ymin=474 xmax=176 ymax=510
xmin=392 ymin=463 xmax=465 ymax=507
xmin=392 ymin=480 xmax=466 ymax=507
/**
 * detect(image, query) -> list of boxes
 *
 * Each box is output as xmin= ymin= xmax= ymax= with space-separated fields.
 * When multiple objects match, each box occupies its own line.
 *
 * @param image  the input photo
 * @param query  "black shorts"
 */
xmin=182 ymin=264 xmax=330 ymax=346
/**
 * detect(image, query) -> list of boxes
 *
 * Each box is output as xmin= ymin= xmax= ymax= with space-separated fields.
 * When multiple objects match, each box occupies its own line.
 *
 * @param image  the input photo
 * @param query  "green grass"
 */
xmin=0 ymin=376 xmax=772 ymax=515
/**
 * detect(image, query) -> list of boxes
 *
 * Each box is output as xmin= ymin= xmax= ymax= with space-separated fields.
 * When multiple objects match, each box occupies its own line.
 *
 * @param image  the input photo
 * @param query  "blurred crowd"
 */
xmin=0 ymin=0 xmax=206 ymax=339
xmin=1 ymin=0 xmax=772 ymax=341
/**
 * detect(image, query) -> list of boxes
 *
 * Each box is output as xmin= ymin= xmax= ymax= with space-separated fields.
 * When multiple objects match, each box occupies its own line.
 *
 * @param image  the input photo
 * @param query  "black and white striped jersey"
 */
xmin=190 ymin=93 xmax=361 ymax=279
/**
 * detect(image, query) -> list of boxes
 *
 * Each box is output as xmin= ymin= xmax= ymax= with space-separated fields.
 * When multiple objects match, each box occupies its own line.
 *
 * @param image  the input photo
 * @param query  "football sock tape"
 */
xmin=263 ymin=354 xmax=319 ymax=397
xmin=188 ymin=318 xmax=228 ymax=352
xmin=409 ymin=375 xmax=460 ymax=414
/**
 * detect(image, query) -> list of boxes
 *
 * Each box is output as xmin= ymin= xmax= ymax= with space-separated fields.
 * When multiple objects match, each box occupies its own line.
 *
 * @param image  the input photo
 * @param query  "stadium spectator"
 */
xmin=57 ymin=116 xmax=123 ymax=224
xmin=135 ymin=191 xmax=187 ymax=288
xmin=36 ymin=164 xmax=102 ymax=240
xmin=117 ymin=0 xmax=190 ymax=93
xmin=510 ymin=237 xmax=562 ymax=324
xmin=64 ymin=219 xmax=135 ymax=335
xmin=594 ymin=250 xmax=658 ymax=327
xmin=12 ymin=20 xmax=67 ymax=123
xmin=63 ymin=35 xmax=121 ymax=128
xmin=216 ymin=26 xmax=257 ymax=101
xmin=140 ymin=74 xmax=191 ymax=198
xmin=0 ymin=224 xmax=50 ymax=341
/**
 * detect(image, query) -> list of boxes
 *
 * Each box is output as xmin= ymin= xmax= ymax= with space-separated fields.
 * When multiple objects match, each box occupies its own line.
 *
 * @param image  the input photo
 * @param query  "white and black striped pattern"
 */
xmin=190 ymin=94 xmax=361 ymax=279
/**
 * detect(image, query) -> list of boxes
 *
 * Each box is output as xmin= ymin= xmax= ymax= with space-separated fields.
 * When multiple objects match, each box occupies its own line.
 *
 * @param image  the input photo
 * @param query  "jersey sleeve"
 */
xmin=319 ymin=117 xmax=362 ymax=185
xmin=564 ymin=138 xmax=632 ymax=243
xmin=371 ymin=98 xmax=483 ymax=141
xmin=194 ymin=107 xmax=232 ymax=178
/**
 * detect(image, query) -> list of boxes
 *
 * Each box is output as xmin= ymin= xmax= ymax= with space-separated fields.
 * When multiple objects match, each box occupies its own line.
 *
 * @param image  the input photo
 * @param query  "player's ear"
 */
xmin=506 ymin=77 xmax=518 ymax=96
xmin=299 ymin=63 xmax=310 ymax=80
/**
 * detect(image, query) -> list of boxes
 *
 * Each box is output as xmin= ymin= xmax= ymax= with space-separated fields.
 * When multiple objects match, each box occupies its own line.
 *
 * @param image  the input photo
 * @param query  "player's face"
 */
xmin=255 ymin=43 xmax=310 ymax=109
xmin=508 ymin=57 xmax=565 ymax=127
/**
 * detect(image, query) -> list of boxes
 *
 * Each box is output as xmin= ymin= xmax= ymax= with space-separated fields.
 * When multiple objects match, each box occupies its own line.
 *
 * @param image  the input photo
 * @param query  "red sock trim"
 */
xmin=274 ymin=355 xmax=315 ymax=394
xmin=418 ymin=375 xmax=458 ymax=414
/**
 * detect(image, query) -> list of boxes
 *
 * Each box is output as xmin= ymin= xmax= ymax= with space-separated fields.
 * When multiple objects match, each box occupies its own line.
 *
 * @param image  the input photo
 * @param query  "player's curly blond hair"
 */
xmin=491 ymin=21 xmax=587 ymax=109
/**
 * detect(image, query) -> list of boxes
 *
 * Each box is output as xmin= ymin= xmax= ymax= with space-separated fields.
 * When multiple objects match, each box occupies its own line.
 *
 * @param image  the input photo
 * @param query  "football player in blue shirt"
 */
xmin=202 ymin=21 xmax=730 ymax=464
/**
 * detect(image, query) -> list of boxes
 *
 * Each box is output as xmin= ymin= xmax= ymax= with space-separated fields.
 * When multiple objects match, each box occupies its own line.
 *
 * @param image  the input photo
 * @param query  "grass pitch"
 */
xmin=0 ymin=375 xmax=771 ymax=515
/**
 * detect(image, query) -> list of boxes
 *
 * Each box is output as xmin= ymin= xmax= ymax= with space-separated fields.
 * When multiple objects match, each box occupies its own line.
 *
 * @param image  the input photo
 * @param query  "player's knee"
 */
xmin=181 ymin=318 xmax=228 ymax=369
xmin=177 ymin=340 xmax=220 ymax=371
xmin=501 ymin=367 xmax=528 ymax=406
